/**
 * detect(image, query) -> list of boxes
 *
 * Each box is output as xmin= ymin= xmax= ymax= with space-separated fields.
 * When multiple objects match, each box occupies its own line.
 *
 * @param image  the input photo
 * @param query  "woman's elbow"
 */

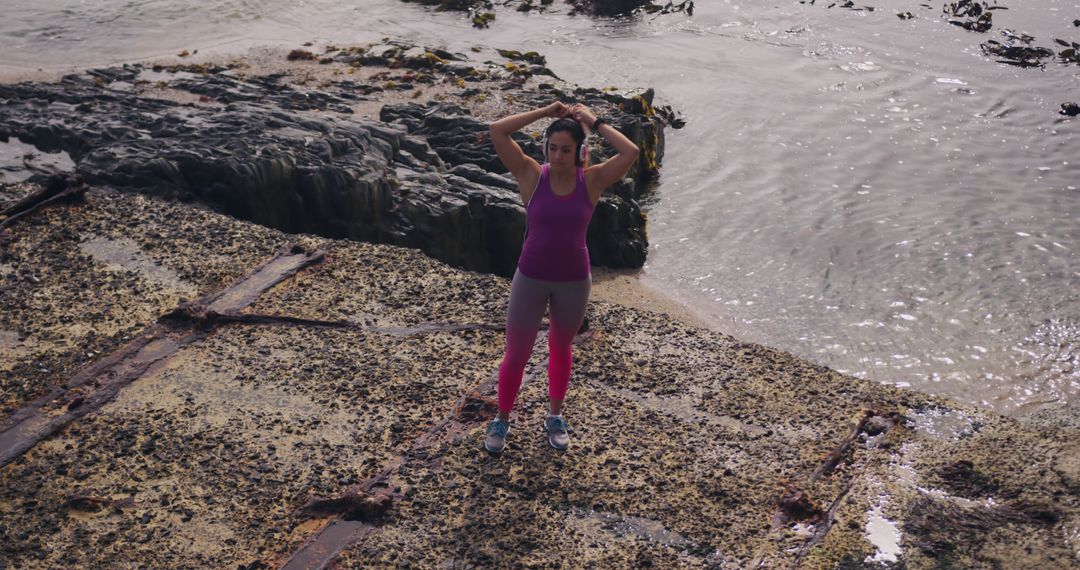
xmin=626 ymin=145 xmax=640 ymax=160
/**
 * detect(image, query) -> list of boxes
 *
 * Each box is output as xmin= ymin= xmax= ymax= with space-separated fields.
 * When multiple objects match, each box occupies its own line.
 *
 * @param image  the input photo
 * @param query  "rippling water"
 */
xmin=2 ymin=0 xmax=1078 ymax=415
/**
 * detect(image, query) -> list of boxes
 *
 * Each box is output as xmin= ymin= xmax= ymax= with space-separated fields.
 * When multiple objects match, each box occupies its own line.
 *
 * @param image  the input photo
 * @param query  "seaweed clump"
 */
xmin=945 ymin=0 xmax=1000 ymax=33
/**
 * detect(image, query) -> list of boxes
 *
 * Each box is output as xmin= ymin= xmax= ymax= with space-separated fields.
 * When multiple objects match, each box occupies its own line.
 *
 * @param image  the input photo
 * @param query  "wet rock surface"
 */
xmin=0 ymin=179 xmax=1077 ymax=567
xmin=0 ymin=41 xmax=670 ymax=277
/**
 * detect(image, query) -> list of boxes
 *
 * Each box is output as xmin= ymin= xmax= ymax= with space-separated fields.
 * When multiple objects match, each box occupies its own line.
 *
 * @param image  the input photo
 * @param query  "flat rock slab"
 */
xmin=0 ymin=188 xmax=287 ymax=423
xmin=0 ymin=188 xmax=1077 ymax=567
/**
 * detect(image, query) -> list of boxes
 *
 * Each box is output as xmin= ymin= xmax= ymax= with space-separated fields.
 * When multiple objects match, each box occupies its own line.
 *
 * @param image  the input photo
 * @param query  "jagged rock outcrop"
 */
xmin=0 ymin=63 xmax=651 ymax=276
xmin=382 ymin=100 xmax=655 ymax=268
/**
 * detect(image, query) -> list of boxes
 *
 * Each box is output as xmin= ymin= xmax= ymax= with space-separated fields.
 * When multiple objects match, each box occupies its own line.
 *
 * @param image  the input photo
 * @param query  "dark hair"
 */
xmin=544 ymin=118 xmax=587 ymax=165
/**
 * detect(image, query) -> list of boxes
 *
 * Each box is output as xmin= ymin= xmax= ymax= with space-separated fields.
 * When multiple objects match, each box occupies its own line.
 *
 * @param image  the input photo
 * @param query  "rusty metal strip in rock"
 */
xmin=0 ymin=174 xmax=85 ymax=227
xmin=0 ymin=243 xmax=324 ymax=468
xmin=773 ymin=410 xmax=904 ymax=569
xmin=277 ymin=333 xmax=569 ymax=570
xmin=163 ymin=307 xmax=506 ymax=336
xmin=0 ymin=174 xmax=87 ymax=244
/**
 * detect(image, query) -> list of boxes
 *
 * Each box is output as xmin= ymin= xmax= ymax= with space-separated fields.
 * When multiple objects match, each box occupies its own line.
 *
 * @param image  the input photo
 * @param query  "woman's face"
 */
xmin=546 ymin=131 xmax=580 ymax=168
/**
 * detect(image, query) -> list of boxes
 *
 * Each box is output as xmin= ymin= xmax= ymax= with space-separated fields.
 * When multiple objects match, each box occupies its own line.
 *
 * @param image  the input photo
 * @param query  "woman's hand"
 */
xmin=571 ymin=103 xmax=597 ymax=129
xmin=546 ymin=101 xmax=571 ymax=119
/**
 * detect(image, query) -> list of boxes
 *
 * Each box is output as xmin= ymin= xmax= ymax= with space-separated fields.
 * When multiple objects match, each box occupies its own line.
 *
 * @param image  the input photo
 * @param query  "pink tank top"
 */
xmin=518 ymin=164 xmax=595 ymax=281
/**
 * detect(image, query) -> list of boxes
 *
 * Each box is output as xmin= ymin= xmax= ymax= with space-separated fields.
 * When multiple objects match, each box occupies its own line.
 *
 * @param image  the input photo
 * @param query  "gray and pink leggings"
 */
xmin=497 ymin=269 xmax=591 ymax=413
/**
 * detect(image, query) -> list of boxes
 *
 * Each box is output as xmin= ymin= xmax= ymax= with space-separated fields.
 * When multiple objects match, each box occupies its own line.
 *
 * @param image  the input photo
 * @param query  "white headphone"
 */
xmin=542 ymin=123 xmax=588 ymax=164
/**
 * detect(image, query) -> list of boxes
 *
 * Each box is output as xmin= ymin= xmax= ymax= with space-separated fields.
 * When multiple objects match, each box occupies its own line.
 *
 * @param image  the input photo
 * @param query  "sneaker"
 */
xmin=544 ymin=415 xmax=570 ymax=451
xmin=484 ymin=418 xmax=510 ymax=453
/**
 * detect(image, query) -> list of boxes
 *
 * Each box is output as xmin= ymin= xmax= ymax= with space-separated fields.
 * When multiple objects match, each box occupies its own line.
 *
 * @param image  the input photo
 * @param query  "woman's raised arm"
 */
xmin=489 ymin=102 xmax=569 ymax=197
xmin=572 ymin=104 xmax=640 ymax=203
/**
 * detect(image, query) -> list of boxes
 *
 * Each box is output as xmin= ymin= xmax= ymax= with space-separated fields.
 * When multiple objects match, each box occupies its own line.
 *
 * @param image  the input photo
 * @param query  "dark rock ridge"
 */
xmin=380 ymin=101 xmax=650 ymax=268
xmin=567 ymin=0 xmax=694 ymax=17
xmin=318 ymin=40 xmax=681 ymax=199
xmin=0 ymin=56 xmax=666 ymax=276
xmin=320 ymin=40 xmax=679 ymax=200
xmin=380 ymin=90 xmax=673 ymax=202
xmin=397 ymin=0 xmax=694 ymax=26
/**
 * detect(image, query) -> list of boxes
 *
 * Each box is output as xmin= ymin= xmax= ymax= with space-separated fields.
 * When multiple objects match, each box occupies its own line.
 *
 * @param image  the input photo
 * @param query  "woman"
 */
xmin=485 ymin=101 xmax=640 ymax=452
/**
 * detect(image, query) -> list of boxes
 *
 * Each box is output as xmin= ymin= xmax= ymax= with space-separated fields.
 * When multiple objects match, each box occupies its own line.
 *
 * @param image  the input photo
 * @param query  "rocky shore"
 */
xmin=1 ymin=41 xmax=673 ymax=277
xmin=1 ymin=44 xmax=1078 ymax=569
